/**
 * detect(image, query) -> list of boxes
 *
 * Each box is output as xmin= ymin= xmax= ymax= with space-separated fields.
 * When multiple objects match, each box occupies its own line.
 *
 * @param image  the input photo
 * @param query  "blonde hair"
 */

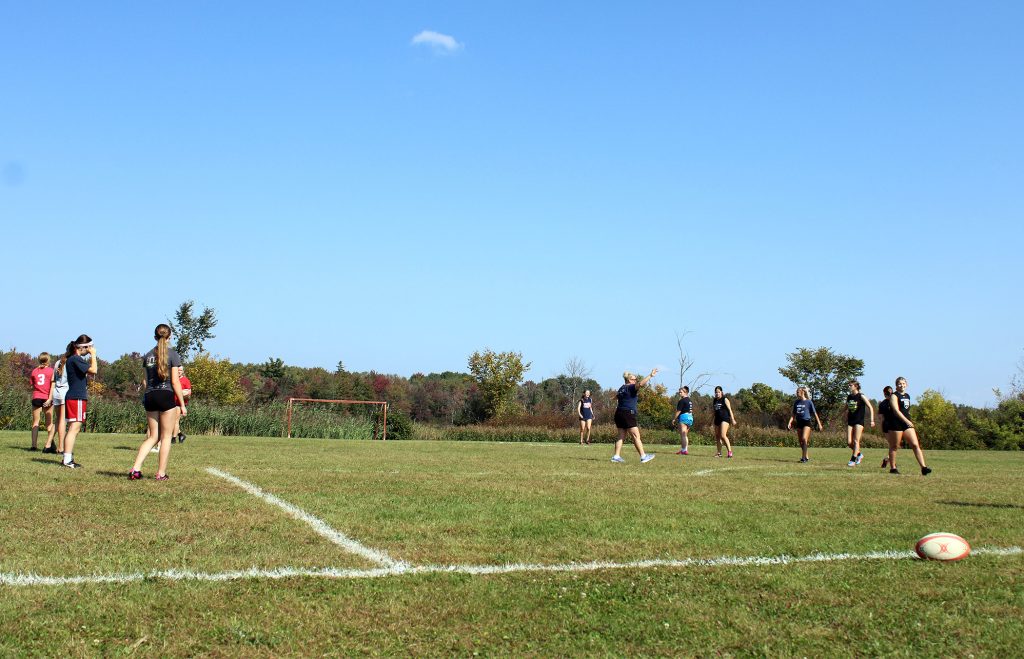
xmin=622 ymin=371 xmax=635 ymax=382
xmin=38 ymin=352 xmax=50 ymax=366
xmin=154 ymin=324 xmax=172 ymax=381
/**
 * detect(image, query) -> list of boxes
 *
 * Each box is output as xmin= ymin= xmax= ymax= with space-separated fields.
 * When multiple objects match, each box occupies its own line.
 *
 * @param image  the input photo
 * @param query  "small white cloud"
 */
xmin=411 ymin=30 xmax=462 ymax=53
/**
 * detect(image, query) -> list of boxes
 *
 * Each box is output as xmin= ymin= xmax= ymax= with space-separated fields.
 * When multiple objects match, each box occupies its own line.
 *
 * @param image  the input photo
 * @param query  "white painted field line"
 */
xmin=206 ymin=467 xmax=406 ymax=570
xmin=693 ymin=466 xmax=758 ymax=476
xmin=2 ymin=546 xmax=1020 ymax=587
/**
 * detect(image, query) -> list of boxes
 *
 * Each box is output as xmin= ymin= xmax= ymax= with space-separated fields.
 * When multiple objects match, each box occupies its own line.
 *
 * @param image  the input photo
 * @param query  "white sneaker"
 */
xmin=847 ymin=459 xmax=856 ymax=467
xmin=150 ymin=447 xmax=159 ymax=454
xmin=855 ymin=453 xmax=864 ymax=465
xmin=640 ymin=453 xmax=656 ymax=464
xmin=611 ymin=456 xmax=625 ymax=463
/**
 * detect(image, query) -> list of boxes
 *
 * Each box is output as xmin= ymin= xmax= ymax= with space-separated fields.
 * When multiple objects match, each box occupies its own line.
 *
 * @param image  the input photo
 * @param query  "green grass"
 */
xmin=2 ymin=430 xmax=1022 ymax=656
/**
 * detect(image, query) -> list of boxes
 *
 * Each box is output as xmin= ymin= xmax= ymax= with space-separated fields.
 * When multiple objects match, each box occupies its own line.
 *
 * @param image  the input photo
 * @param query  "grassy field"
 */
xmin=1 ymin=430 xmax=1022 ymax=657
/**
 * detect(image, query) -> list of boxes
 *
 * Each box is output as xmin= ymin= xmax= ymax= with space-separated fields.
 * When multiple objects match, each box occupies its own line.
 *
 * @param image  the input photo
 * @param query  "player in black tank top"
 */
xmin=844 ymin=381 xmax=874 ymax=467
xmin=711 ymin=386 xmax=736 ymax=458
xmin=884 ymin=377 xmax=931 ymax=476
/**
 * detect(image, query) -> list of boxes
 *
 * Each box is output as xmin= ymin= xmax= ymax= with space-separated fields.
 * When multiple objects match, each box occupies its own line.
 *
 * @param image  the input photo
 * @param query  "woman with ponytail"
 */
xmin=129 ymin=324 xmax=187 ymax=480
xmin=62 ymin=335 xmax=98 ymax=469
xmin=45 ymin=341 xmax=77 ymax=455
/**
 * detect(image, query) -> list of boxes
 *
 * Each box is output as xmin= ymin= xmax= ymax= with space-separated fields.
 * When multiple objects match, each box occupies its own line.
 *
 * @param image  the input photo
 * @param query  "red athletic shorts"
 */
xmin=66 ymin=399 xmax=88 ymax=422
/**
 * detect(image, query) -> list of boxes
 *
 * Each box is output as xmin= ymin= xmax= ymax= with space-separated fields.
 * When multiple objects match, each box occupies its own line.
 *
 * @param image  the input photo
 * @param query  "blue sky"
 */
xmin=2 ymin=2 xmax=1021 ymax=406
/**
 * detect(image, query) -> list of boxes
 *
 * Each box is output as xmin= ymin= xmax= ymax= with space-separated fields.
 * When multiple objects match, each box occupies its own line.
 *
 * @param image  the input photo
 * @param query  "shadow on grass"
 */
xmin=113 ymin=446 xmax=137 ymax=451
xmin=94 ymin=470 xmax=131 ymax=478
xmin=938 ymin=500 xmax=1024 ymax=510
xmin=31 ymin=458 xmax=64 ymax=466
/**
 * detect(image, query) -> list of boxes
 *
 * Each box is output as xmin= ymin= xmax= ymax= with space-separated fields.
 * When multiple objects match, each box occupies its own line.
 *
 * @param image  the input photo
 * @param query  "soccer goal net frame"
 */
xmin=284 ymin=397 xmax=390 ymax=441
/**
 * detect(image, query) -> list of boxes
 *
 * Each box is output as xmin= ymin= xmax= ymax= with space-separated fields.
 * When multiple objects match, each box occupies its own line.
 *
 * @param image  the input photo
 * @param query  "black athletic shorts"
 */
xmin=794 ymin=418 xmax=814 ymax=429
xmin=847 ymin=415 xmax=866 ymax=427
xmin=884 ymin=418 xmax=909 ymax=433
xmin=32 ymin=398 xmax=47 ymax=409
xmin=614 ymin=408 xmax=638 ymax=429
xmin=143 ymin=389 xmax=177 ymax=412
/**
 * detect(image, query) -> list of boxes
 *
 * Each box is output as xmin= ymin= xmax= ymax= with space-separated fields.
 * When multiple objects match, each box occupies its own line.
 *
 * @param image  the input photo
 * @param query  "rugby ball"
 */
xmin=915 ymin=533 xmax=971 ymax=561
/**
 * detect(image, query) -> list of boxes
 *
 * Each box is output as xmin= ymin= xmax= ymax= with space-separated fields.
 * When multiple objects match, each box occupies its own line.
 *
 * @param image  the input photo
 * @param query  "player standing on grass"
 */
xmin=787 ymin=386 xmax=823 ymax=463
xmin=672 ymin=386 xmax=693 ymax=455
xmin=129 ymin=324 xmax=187 ymax=481
xmin=712 ymin=386 xmax=736 ymax=458
xmin=844 ymin=380 xmax=874 ymax=467
xmin=62 ymin=335 xmax=97 ymax=469
xmin=29 ymin=353 xmax=54 ymax=451
xmin=610 ymin=369 xmax=658 ymax=464
xmin=44 ymin=342 xmax=75 ymax=455
xmin=577 ymin=390 xmax=594 ymax=445
xmin=172 ymin=365 xmax=192 ymax=444
xmin=883 ymin=377 xmax=931 ymax=476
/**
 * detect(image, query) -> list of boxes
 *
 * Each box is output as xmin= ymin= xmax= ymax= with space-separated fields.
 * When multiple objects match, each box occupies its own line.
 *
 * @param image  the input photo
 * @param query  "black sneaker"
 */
xmin=171 ymin=437 xmax=177 ymax=444
xmin=921 ymin=467 xmax=932 ymax=476
xmin=881 ymin=458 xmax=888 ymax=469
xmin=29 ymin=446 xmax=39 ymax=451
xmin=42 ymin=445 xmax=56 ymax=454
xmin=889 ymin=468 xmax=900 ymax=475
xmin=177 ymin=433 xmax=186 ymax=444
xmin=63 ymin=461 xmax=82 ymax=469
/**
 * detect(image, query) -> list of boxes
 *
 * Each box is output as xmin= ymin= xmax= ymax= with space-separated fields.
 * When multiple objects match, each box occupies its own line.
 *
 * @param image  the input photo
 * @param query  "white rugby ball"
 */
xmin=915 ymin=532 xmax=971 ymax=561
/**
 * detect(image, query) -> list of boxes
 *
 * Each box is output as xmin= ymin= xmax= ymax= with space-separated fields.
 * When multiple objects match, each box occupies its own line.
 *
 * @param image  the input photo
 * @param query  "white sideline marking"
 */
xmin=206 ymin=467 xmax=405 ymax=570
xmin=2 ymin=546 xmax=1020 ymax=587
xmin=693 ymin=466 xmax=758 ymax=476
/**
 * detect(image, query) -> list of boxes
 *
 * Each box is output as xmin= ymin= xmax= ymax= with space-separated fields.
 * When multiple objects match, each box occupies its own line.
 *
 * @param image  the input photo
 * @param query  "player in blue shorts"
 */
xmin=672 ymin=386 xmax=694 ymax=455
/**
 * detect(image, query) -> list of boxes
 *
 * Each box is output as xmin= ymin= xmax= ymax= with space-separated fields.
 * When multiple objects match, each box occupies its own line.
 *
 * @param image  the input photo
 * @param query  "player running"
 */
xmin=671 ymin=386 xmax=693 ymax=455
xmin=844 ymin=380 xmax=874 ymax=466
xmin=787 ymin=386 xmax=823 ymax=463
xmin=883 ymin=377 xmax=932 ymax=476
xmin=577 ymin=390 xmax=594 ymax=445
xmin=712 ymin=386 xmax=737 ymax=458
xmin=62 ymin=335 xmax=97 ymax=469
xmin=610 ymin=369 xmax=658 ymax=464
xmin=29 ymin=353 xmax=54 ymax=451
xmin=129 ymin=324 xmax=188 ymax=481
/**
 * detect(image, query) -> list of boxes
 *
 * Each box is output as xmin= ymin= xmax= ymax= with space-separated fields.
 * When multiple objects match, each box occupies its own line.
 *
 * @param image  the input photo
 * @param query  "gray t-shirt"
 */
xmin=142 ymin=348 xmax=183 ymax=393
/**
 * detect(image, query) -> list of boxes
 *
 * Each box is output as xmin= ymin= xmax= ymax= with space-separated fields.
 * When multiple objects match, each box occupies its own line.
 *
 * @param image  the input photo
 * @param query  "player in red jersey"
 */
xmin=29 ymin=353 xmax=54 ymax=451
xmin=172 ymin=366 xmax=192 ymax=444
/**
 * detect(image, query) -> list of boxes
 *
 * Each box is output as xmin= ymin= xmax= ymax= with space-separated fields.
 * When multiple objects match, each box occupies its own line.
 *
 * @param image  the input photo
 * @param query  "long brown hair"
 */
xmin=154 ymin=324 xmax=172 ymax=380
xmin=55 ymin=341 xmax=76 ymax=378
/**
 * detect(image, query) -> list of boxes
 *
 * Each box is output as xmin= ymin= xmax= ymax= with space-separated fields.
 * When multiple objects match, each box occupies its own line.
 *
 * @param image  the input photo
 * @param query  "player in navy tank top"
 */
xmin=884 ymin=377 xmax=931 ymax=476
xmin=711 ymin=386 xmax=737 ymax=458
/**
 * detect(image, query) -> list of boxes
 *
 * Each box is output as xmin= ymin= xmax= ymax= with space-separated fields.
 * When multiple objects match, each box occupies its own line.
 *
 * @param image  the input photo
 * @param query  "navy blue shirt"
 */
xmin=616 ymin=383 xmax=639 ymax=413
xmin=66 ymin=355 xmax=91 ymax=400
xmin=579 ymin=396 xmax=593 ymax=418
xmin=793 ymin=399 xmax=816 ymax=421
xmin=676 ymin=397 xmax=692 ymax=414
